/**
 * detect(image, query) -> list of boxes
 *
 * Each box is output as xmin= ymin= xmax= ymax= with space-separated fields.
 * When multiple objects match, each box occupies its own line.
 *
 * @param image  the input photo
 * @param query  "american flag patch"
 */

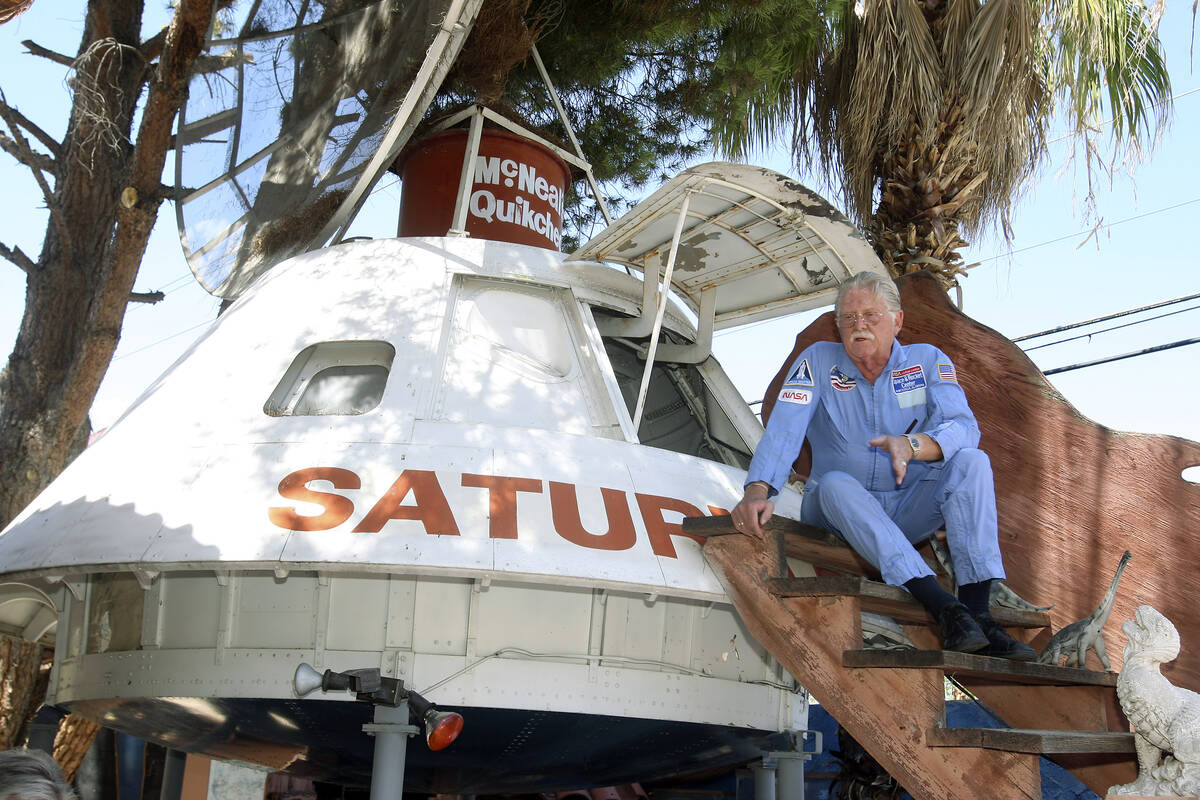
xmin=938 ymin=363 xmax=957 ymax=382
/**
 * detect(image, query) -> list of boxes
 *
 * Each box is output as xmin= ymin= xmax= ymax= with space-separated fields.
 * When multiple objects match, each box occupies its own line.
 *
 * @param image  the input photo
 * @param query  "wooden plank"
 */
xmin=926 ymin=728 xmax=1134 ymax=755
xmin=705 ymin=534 xmax=1042 ymax=800
xmin=842 ymin=649 xmax=1118 ymax=687
xmin=769 ymin=577 xmax=1051 ymax=629
xmin=958 ymin=682 xmax=1136 ymax=793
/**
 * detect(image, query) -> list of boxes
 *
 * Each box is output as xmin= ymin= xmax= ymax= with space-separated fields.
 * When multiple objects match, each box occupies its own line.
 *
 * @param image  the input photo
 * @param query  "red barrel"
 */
xmin=398 ymin=128 xmax=569 ymax=251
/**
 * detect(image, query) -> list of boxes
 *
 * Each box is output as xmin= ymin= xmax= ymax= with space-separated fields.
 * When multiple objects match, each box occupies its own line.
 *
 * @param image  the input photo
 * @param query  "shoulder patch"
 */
xmin=830 ymin=365 xmax=856 ymax=391
xmin=784 ymin=357 xmax=814 ymax=387
xmin=938 ymin=362 xmax=957 ymax=382
xmin=778 ymin=387 xmax=812 ymax=406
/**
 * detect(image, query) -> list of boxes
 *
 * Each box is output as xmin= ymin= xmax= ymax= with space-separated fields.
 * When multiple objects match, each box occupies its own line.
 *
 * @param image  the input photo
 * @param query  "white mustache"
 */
xmin=849 ymin=331 xmax=875 ymax=343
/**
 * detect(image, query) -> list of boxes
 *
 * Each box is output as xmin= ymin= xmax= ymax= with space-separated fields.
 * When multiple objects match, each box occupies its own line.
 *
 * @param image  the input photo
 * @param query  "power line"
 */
xmin=112 ymin=316 xmax=214 ymax=361
xmin=1014 ymin=291 xmax=1200 ymax=342
xmin=975 ymin=195 xmax=1200 ymax=266
xmin=1025 ymin=303 xmax=1200 ymax=351
xmin=1043 ymin=336 xmax=1200 ymax=376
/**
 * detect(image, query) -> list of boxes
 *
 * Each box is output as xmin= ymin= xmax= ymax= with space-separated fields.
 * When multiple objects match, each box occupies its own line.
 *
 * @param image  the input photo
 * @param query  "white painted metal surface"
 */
xmin=0 ymin=237 xmax=810 ymax=776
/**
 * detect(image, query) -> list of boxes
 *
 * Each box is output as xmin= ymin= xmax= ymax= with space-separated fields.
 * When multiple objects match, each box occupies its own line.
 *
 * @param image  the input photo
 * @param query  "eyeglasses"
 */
xmin=836 ymin=311 xmax=889 ymax=327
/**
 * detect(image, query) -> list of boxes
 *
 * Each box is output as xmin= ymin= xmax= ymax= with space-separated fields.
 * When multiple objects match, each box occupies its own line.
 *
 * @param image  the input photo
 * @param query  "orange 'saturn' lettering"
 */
xmin=461 ymin=474 xmax=544 ymax=539
xmin=636 ymin=493 xmax=706 ymax=558
xmin=353 ymin=470 xmax=461 ymax=535
xmin=268 ymin=467 xmax=360 ymax=531
xmin=549 ymin=481 xmax=635 ymax=550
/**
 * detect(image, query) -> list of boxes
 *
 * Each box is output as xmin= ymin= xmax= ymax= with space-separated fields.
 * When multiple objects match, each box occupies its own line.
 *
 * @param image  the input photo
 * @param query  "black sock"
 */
xmin=958 ymin=579 xmax=994 ymax=619
xmin=904 ymin=575 xmax=957 ymax=618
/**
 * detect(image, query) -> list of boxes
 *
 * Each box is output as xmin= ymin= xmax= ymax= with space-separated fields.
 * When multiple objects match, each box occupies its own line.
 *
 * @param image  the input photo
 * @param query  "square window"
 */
xmin=264 ymin=341 xmax=395 ymax=416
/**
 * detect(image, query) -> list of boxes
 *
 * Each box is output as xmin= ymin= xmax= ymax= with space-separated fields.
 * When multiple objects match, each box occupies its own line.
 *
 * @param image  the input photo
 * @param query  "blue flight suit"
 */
xmin=745 ymin=340 xmax=1004 ymax=586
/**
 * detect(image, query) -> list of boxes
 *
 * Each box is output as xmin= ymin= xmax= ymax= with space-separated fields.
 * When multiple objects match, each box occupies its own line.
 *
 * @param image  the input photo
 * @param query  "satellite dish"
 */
xmin=174 ymin=0 xmax=483 ymax=299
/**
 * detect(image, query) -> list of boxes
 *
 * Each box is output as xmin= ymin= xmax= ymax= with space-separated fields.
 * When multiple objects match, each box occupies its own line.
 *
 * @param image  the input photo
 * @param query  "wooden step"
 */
xmin=769 ymin=576 xmax=1051 ymax=629
xmin=926 ymin=727 xmax=1134 ymax=755
xmin=842 ymin=648 xmax=1116 ymax=687
xmin=682 ymin=514 xmax=904 ymax=576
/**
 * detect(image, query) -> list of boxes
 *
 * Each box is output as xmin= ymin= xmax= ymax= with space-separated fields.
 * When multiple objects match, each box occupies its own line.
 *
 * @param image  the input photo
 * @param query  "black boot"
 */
xmin=938 ymin=602 xmax=989 ymax=653
xmin=976 ymin=614 xmax=1037 ymax=661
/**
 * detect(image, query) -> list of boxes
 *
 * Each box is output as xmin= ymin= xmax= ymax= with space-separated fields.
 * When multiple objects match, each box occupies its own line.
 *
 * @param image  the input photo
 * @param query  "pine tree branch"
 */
xmin=0 ymin=88 xmax=72 ymax=268
xmin=0 ymin=242 xmax=36 ymax=274
xmin=21 ymin=39 xmax=74 ymax=68
xmin=140 ymin=28 xmax=167 ymax=63
xmin=128 ymin=290 xmax=165 ymax=304
xmin=0 ymin=96 xmax=61 ymax=158
xmin=156 ymin=182 xmax=196 ymax=202
xmin=0 ymin=131 xmax=55 ymax=174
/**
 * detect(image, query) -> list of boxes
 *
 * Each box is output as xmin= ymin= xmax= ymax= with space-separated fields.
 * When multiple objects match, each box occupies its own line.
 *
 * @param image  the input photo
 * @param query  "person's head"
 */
xmin=833 ymin=272 xmax=903 ymax=369
xmin=0 ymin=749 xmax=77 ymax=800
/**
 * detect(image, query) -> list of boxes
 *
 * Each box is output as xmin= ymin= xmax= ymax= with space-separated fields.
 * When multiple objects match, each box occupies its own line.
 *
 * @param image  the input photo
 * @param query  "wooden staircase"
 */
xmin=682 ymin=516 xmax=1137 ymax=800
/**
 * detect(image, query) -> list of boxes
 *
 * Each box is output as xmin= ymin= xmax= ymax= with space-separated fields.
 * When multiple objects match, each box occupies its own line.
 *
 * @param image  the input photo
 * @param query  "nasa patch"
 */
xmin=778 ymin=388 xmax=812 ymax=405
xmin=830 ymin=366 xmax=856 ymax=391
xmin=784 ymin=358 xmax=814 ymax=387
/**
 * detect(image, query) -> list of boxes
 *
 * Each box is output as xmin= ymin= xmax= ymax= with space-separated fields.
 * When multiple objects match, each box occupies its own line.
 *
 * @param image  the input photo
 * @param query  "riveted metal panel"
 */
xmin=160 ymin=573 xmax=223 ymax=649
xmin=326 ymin=576 xmax=388 ymax=652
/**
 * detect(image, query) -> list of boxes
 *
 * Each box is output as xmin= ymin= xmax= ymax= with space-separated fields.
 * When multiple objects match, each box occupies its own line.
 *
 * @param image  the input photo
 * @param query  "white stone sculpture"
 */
xmin=1107 ymin=605 xmax=1200 ymax=797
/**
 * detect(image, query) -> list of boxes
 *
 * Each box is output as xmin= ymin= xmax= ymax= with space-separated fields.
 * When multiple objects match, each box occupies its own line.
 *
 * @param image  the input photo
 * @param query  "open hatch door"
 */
xmin=568 ymin=162 xmax=887 ymax=331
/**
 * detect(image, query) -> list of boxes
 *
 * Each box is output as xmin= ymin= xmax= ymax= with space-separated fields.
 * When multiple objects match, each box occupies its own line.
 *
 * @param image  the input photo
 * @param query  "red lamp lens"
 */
xmin=425 ymin=711 xmax=464 ymax=751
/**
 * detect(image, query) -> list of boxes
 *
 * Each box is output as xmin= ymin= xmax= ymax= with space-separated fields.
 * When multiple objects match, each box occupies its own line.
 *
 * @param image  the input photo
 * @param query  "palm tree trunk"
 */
xmin=869 ymin=104 xmax=984 ymax=286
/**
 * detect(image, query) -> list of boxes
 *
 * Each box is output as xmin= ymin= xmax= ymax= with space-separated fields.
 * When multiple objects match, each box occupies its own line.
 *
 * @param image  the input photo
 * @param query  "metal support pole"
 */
xmin=751 ymin=759 xmax=777 ymax=800
xmin=364 ymin=701 xmax=419 ymax=800
xmin=632 ymin=191 xmax=692 ymax=431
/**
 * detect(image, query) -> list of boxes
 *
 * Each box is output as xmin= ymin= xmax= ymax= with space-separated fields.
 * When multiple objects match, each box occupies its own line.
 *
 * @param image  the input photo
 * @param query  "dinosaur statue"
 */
xmin=1107 ymin=605 xmax=1200 ymax=798
xmin=1037 ymin=550 xmax=1132 ymax=670
xmin=927 ymin=536 xmax=1053 ymax=611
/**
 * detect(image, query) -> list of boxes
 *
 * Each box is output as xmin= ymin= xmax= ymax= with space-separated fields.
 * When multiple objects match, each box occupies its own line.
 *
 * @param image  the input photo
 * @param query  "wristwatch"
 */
xmin=905 ymin=434 xmax=921 ymax=458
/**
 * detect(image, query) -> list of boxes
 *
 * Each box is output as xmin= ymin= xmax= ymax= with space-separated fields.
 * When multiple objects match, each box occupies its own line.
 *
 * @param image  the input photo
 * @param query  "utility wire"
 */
xmin=1043 ymin=336 xmax=1200 ymax=376
xmin=974 ymin=196 xmax=1200 ymax=266
xmin=1016 ymin=292 xmax=1200 ymax=343
xmin=1026 ymin=303 xmax=1200 ymax=352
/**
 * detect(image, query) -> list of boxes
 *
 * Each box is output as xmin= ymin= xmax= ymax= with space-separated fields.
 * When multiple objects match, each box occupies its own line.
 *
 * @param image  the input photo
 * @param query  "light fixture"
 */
xmin=292 ymin=662 xmax=463 ymax=750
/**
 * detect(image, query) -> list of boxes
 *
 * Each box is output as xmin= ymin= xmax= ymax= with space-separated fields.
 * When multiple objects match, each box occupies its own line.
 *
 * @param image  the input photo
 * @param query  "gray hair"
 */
xmin=0 ymin=749 xmax=77 ymax=800
xmin=834 ymin=271 xmax=902 ymax=315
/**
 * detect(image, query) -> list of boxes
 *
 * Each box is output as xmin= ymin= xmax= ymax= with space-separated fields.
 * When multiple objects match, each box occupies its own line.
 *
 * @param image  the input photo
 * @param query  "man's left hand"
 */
xmin=869 ymin=434 xmax=911 ymax=485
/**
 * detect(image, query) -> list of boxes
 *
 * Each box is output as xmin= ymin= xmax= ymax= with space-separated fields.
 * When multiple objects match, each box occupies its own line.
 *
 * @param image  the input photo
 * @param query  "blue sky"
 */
xmin=1 ymin=2 xmax=1196 ymax=476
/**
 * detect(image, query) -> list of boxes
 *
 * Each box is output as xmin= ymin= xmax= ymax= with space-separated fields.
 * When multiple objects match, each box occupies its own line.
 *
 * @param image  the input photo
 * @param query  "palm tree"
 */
xmin=709 ymin=0 xmax=1172 ymax=283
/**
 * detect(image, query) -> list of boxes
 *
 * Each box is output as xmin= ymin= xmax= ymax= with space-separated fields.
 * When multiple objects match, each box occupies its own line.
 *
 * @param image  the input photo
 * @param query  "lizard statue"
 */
xmin=1037 ymin=550 xmax=1131 ymax=670
xmin=1107 ymin=605 xmax=1200 ymax=797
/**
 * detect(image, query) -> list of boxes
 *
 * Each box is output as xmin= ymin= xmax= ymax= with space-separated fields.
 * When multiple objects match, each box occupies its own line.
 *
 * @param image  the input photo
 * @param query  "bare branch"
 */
xmin=155 ymin=182 xmax=197 ymax=202
xmin=0 ymin=96 xmax=61 ymax=157
xmin=0 ymin=88 xmax=72 ymax=268
xmin=140 ymin=29 xmax=167 ymax=63
xmin=21 ymin=39 xmax=74 ymax=68
xmin=0 ymin=131 xmax=56 ymax=174
xmin=0 ymin=242 xmax=36 ymax=274
xmin=128 ymin=290 xmax=165 ymax=304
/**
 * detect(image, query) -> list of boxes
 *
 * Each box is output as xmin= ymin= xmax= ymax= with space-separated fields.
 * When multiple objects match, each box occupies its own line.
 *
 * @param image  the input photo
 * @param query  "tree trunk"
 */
xmin=869 ymin=105 xmax=982 ymax=285
xmin=0 ymin=0 xmax=215 ymax=528
xmin=54 ymin=713 xmax=102 ymax=781
xmin=0 ymin=0 xmax=217 ymax=772
xmin=0 ymin=633 xmax=44 ymax=748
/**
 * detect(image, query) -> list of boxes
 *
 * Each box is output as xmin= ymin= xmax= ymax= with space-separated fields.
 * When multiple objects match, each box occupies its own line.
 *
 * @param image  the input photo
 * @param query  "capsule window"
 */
xmin=264 ymin=341 xmax=395 ymax=416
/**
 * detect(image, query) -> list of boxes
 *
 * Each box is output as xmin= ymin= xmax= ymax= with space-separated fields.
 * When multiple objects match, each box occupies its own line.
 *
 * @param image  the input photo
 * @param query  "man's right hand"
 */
xmin=731 ymin=482 xmax=774 ymax=540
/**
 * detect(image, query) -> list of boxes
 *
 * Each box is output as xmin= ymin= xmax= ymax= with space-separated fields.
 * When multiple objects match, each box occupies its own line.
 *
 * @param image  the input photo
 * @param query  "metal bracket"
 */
xmin=654 ymin=283 xmax=716 ymax=364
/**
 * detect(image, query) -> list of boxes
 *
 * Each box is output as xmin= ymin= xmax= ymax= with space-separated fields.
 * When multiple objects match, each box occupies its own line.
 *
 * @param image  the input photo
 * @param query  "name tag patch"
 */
xmin=830 ymin=366 xmax=856 ymax=391
xmin=779 ymin=388 xmax=812 ymax=405
xmin=784 ymin=358 xmax=814 ymax=387
xmin=892 ymin=365 xmax=927 ymax=408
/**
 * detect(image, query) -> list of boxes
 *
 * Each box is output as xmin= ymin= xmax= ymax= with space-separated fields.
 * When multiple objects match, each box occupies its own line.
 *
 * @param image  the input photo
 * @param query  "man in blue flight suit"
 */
xmin=730 ymin=271 xmax=1035 ymax=660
